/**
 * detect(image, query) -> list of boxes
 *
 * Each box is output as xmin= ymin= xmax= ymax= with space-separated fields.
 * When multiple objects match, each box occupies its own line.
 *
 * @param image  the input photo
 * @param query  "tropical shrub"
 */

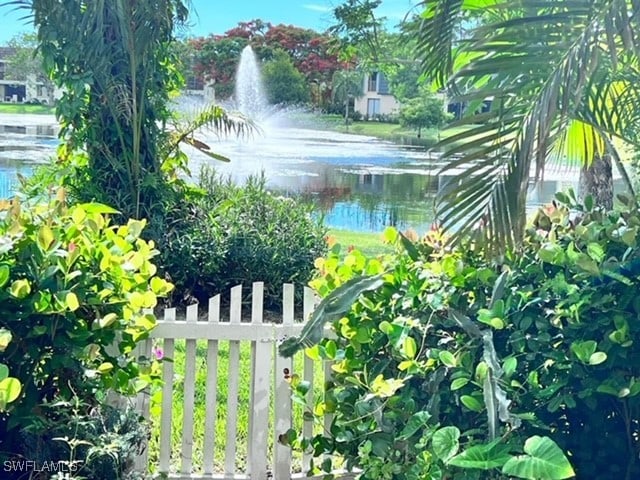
xmin=161 ymin=170 xmax=327 ymax=307
xmin=281 ymin=191 xmax=640 ymax=479
xmin=0 ymin=193 xmax=172 ymax=458
xmin=13 ymin=399 xmax=146 ymax=480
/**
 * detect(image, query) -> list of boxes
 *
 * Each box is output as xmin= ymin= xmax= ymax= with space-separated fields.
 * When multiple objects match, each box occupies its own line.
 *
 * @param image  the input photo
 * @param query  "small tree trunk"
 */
xmin=579 ymin=154 xmax=613 ymax=209
xmin=345 ymin=98 xmax=350 ymax=132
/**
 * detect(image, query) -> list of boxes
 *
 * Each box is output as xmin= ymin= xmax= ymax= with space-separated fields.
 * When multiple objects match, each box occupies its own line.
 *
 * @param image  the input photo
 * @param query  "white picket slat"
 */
xmin=248 ymin=283 xmax=270 ymax=480
xmin=203 ymin=295 xmax=221 ymax=475
xmin=302 ymin=287 xmax=316 ymax=472
xmin=159 ymin=308 xmax=177 ymax=473
xmin=134 ymin=337 xmax=152 ymax=472
xmin=274 ymin=284 xmax=295 ymax=479
xmin=224 ymin=285 xmax=243 ymax=475
xmin=181 ymin=304 xmax=199 ymax=474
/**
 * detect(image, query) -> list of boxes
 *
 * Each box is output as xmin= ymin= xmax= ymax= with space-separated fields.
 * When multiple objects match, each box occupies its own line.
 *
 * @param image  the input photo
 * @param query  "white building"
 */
xmin=0 ymin=47 xmax=58 ymax=104
xmin=354 ymin=71 xmax=401 ymax=118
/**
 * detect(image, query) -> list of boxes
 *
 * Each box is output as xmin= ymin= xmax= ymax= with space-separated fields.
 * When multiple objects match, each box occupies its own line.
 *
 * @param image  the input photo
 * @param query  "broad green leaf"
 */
xmin=98 ymin=313 xmax=118 ymax=329
xmin=398 ymin=411 xmax=431 ymax=440
xmin=502 ymin=436 xmax=575 ymax=479
xmin=461 ymin=395 xmax=484 ymax=412
xmin=588 ymin=352 xmax=607 ymax=365
xmin=66 ymin=292 xmax=80 ymax=312
xmin=382 ymin=227 xmax=398 ymax=244
xmin=0 ymin=329 xmax=12 ymax=352
xmin=9 ymin=279 xmax=30 ymax=299
xmin=0 ymin=363 xmax=8 ymax=381
xmin=570 ymin=340 xmax=597 ymax=364
xmin=538 ymin=244 xmax=565 ymax=265
xmin=77 ymin=203 xmax=120 ymax=214
xmin=305 ymin=345 xmax=321 ymax=361
xmin=448 ymin=439 xmax=512 ymax=470
xmin=0 ymin=377 xmax=22 ymax=408
xmin=439 ymin=351 xmax=457 ymax=367
xmin=451 ymin=377 xmax=470 ymax=391
xmin=37 ymin=225 xmax=54 ymax=250
xmin=503 ymin=357 xmax=517 ymax=378
xmin=432 ymin=426 xmax=460 ymax=462
xmin=279 ymin=274 xmax=385 ymax=357
xmin=97 ymin=362 xmax=114 ymax=374
xmin=404 ymin=337 xmax=418 ymax=359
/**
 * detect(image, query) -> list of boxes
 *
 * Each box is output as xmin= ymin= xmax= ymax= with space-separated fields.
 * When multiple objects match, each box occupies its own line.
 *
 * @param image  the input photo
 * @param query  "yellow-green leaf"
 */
xmin=66 ymin=292 xmax=80 ymax=312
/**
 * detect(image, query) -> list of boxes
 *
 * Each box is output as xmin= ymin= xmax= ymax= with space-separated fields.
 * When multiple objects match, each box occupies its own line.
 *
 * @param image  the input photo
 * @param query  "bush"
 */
xmin=282 ymin=191 xmax=640 ymax=479
xmin=0 ymin=193 xmax=172 ymax=458
xmin=161 ymin=170 xmax=327 ymax=307
xmin=10 ymin=399 xmax=146 ymax=480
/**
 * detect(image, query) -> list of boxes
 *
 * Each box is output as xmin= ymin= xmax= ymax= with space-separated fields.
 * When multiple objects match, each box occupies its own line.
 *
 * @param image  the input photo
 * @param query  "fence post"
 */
xmin=249 ymin=282 xmax=270 ymax=479
xmin=274 ymin=284 xmax=294 ymax=479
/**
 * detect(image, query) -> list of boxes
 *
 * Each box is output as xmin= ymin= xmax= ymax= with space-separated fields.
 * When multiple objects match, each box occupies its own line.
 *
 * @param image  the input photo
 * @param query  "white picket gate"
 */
xmin=133 ymin=282 xmax=354 ymax=480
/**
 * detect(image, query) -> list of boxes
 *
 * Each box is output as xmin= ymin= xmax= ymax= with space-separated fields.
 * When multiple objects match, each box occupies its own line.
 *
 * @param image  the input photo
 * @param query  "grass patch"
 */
xmin=290 ymin=113 xmax=472 ymax=148
xmin=147 ymin=339 xmax=325 ymax=475
xmin=328 ymin=228 xmax=393 ymax=258
xmin=0 ymin=103 xmax=55 ymax=115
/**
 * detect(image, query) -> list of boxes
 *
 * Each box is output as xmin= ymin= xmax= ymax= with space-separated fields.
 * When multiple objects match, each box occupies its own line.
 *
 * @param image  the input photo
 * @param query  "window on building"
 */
xmin=367 ymin=72 xmax=378 ymax=92
xmin=367 ymin=98 xmax=381 ymax=117
xmin=36 ymin=85 xmax=44 ymax=97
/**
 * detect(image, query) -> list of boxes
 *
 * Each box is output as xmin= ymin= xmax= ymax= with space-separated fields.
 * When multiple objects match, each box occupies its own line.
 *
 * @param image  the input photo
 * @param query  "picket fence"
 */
xmin=133 ymin=282 xmax=355 ymax=480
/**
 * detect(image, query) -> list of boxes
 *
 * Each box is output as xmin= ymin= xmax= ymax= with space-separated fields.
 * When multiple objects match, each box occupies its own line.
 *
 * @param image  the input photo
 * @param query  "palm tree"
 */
xmin=413 ymin=0 xmax=640 ymax=251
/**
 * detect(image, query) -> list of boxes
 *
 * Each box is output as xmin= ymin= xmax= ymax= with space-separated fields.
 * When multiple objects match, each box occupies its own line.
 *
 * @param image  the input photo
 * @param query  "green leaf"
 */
xmin=279 ymin=274 xmax=385 ymax=357
xmin=0 ymin=265 xmax=10 ymax=288
xmin=0 ymin=364 xmax=8 ymax=381
xmin=403 ymin=337 xmax=418 ymax=359
xmin=77 ymin=203 xmax=120 ymax=214
xmin=448 ymin=439 xmax=512 ymax=470
xmin=0 ymin=377 xmax=22 ymax=408
xmin=451 ymin=377 xmax=470 ymax=391
xmin=382 ymin=227 xmax=398 ymax=244
xmin=432 ymin=426 xmax=460 ymax=462
xmin=502 ymin=436 xmax=575 ymax=479
xmin=66 ymin=292 xmax=80 ymax=312
xmin=570 ymin=340 xmax=597 ymax=364
xmin=461 ymin=395 xmax=484 ymax=412
xmin=98 ymin=313 xmax=118 ymax=329
xmin=503 ymin=357 xmax=517 ymax=378
xmin=398 ymin=411 xmax=431 ymax=440
xmin=588 ymin=352 xmax=607 ymax=365
xmin=0 ymin=329 xmax=12 ymax=353
xmin=538 ymin=243 xmax=565 ymax=265
xmin=37 ymin=225 xmax=55 ymax=250
xmin=9 ymin=279 xmax=30 ymax=299
xmin=439 ymin=350 xmax=457 ymax=367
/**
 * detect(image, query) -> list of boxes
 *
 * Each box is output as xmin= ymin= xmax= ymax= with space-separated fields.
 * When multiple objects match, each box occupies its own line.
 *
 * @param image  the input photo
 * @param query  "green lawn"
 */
xmin=328 ymin=228 xmax=393 ymax=258
xmin=0 ymin=103 xmax=55 ymax=114
xmin=291 ymin=113 xmax=472 ymax=148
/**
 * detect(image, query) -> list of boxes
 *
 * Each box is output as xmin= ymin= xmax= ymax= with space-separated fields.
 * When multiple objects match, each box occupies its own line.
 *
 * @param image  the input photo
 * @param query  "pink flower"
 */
xmin=152 ymin=346 xmax=164 ymax=361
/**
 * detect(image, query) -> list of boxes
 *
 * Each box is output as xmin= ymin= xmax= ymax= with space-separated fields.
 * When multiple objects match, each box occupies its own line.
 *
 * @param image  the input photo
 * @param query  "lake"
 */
xmin=0 ymin=112 xmax=614 ymax=234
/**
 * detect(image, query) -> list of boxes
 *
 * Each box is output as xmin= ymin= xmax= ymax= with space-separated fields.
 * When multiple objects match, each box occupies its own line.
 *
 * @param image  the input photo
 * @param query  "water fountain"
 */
xmin=234 ymin=46 xmax=269 ymax=119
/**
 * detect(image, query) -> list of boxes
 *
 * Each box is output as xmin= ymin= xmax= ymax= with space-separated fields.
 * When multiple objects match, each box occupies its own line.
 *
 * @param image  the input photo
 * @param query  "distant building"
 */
xmin=354 ymin=71 xmax=400 ymax=118
xmin=0 ymin=47 xmax=59 ymax=104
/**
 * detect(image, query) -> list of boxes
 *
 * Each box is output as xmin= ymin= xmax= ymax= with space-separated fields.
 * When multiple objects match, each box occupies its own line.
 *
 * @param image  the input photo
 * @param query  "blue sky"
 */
xmin=0 ymin=0 xmax=416 ymax=43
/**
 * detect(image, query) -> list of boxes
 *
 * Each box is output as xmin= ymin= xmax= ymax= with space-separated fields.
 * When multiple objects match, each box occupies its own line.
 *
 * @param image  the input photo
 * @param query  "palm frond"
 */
xmin=418 ymin=0 xmax=640 ymax=252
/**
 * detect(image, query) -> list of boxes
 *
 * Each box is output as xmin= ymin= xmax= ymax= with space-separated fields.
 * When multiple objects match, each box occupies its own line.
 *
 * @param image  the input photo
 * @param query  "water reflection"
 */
xmin=0 ymin=114 xmax=621 ymax=234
